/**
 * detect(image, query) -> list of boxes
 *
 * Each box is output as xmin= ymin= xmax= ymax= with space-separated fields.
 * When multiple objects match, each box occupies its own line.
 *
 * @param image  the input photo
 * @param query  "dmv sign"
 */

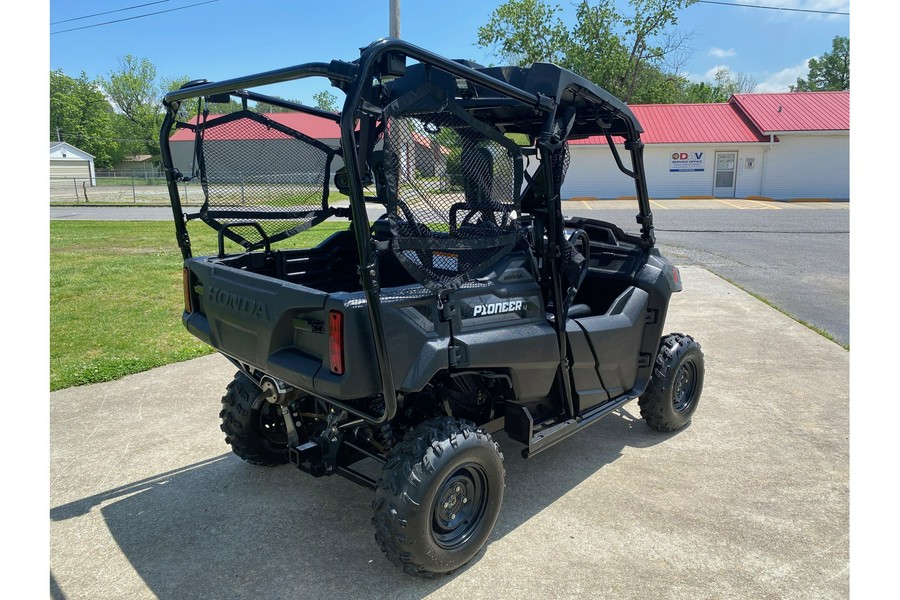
xmin=670 ymin=151 xmax=705 ymax=172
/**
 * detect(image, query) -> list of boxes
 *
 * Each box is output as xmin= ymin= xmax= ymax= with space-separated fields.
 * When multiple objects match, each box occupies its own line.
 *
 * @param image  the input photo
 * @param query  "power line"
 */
xmin=51 ymin=0 xmax=221 ymax=35
xmin=50 ymin=1 xmax=175 ymax=25
xmin=695 ymin=1 xmax=849 ymax=16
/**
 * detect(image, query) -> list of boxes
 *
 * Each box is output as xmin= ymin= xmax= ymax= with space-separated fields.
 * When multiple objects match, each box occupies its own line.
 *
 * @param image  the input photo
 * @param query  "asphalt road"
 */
xmin=50 ymin=200 xmax=850 ymax=345
xmin=565 ymin=203 xmax=850 ymax=346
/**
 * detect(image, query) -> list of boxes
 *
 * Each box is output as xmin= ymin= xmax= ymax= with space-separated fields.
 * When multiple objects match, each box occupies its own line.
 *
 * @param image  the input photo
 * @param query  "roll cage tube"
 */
xmin=536 ymin=110 xmax=576 ymax=418
xmin=161 ymin=62 xmax=356 ymax=105
xmin=159 ymin=62 xmax=357 ymax=261
xmin=160 ymin=109 xmax=188 ymax=259
xmin=603 ymin=122 xmax=654 ymax=247
xmin=627 ymin=132 xmax=655 ymax=246
xmin=340 ymin=38 xmax=556 ymax=424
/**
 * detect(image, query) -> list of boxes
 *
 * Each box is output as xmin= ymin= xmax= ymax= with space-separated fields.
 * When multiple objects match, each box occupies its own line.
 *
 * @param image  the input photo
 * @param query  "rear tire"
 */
xmin=639 ymin=334 xmax=704 ymax=432
xmin=372 ymin=417 xmax=505 ymax=577
xmin=220 ymin=372 xmax=288 ymax=465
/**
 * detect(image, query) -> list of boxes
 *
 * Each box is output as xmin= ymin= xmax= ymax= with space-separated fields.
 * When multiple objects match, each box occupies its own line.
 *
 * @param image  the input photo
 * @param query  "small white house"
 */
xmin=49 ymin=142 xmax=96 ymax=186
xmin=563 ymin=91 xmax=849 ymax=201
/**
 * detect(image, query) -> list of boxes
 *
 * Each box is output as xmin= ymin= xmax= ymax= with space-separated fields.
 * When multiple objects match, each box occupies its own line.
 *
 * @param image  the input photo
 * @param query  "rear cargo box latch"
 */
xmin=448 ymin=344 xmax=467 ymax=367
xmin=293 ymin=317 xmax=325 ymax=334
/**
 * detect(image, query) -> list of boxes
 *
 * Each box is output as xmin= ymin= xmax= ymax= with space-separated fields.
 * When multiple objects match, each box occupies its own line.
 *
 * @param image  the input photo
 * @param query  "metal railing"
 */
xmin=49 ymin=175 xmax=200 ymax=204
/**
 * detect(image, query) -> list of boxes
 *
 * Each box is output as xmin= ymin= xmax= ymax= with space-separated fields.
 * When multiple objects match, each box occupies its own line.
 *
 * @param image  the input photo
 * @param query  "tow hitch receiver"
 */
xmin=286 ymin=440 xmax=327 ymax=477
xmin=285 ymin=437 xmax=379 ymax=489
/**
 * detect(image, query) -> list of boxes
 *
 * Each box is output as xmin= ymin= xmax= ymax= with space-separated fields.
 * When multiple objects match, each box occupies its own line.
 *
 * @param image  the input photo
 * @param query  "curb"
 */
xmin=744 ymin=196 xmax=847 ymax=203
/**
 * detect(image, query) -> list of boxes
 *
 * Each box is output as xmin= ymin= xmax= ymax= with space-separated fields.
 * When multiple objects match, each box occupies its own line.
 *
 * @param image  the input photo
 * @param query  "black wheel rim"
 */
xmin=258 ymin=402 xmax=288 ymax=446
xmin=672 ymin=360 xmax=698 ymax=412
xmin=432 ymin=463 xmax=489 ymax=550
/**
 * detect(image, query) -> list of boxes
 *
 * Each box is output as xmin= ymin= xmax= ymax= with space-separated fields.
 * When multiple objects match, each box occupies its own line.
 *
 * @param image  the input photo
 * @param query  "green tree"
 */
xmin=206 ymin=99 xmax=243 ymax=115
xmin=618 ymin=0 xmax=697 ymax=101
xmin=567 ymin=0 xmax=629 ymax=96
xmin=103 ymin=56 xmax=189 ymax=155
xmin=476 ymin=0 xmax=569 ymax=65
xmin=713 ymin=67 xmax=756 ymax=96
xmin=680 ymin=80 xmax=729 ymax=103
xmin=50 ymin=70 xmax=122 ymax=168
xmin=313 ymin=90 xmax=339 ymax=113
xmin=674 ymin=69 xmax=755 ymax=104
xmin=792 ymin=35 xmax=849 ymax=91
xmin=633 ymin=71 xmax=694 ymax=104
xmin=476 ymin=0 xmax=698 ymax=103
xmin=254 ymin=98 xmax=303 ymax=113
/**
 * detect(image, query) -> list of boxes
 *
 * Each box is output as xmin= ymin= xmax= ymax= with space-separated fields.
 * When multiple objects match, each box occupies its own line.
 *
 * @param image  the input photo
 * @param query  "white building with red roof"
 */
xmin=167 ymin=110 xmax=454 ymax=180
xmin=166 ymin=91 xmax=848 ymax=202
xmin=564 ymin=90 xmax=849 ymax=201
xmin=168 ymin=111 xmax=343 ymax=178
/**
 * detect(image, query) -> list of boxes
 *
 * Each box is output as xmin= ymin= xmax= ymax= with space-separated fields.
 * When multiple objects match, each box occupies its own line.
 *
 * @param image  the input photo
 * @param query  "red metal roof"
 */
xmin=570 ymin=103 xmax=769 ymax=146
xmin=169 ymin=112 xmax=341 ymax=142
xmin=730 ymin=91 xmax=849 ymax=133
xmin=170 ymin=92 xmax=847 ymax=146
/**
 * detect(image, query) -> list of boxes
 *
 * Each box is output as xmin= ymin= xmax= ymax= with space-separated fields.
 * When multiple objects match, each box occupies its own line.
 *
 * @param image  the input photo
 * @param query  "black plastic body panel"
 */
xmin=185 ymin=257 xmax=449 ymax=400
xmin=561 ymin=217 xmax=679 ymax=407
xmin=447 ymin=252 xmax=559 ymax=402
xmin=567 ymin=287 xmax=649 ymax=411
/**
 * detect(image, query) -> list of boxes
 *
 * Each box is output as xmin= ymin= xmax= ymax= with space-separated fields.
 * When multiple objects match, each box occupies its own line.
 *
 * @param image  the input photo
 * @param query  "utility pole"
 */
xmin=390 ymin=0 xmax=400 ymax=38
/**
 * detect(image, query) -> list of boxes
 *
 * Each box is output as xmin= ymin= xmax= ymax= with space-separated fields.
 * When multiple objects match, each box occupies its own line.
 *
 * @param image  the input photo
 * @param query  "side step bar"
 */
xmin=509 ymin=394 xmax=638 ymax=459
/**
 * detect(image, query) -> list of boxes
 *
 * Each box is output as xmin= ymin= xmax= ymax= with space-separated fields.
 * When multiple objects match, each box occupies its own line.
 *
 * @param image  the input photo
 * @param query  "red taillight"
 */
xmin=329 ymin=310 xmax=344 ymax=375
xmin=672 ymin=266 xmax=681 ymax=285
xmin=183 ymin=268 xmax=192 ymax=313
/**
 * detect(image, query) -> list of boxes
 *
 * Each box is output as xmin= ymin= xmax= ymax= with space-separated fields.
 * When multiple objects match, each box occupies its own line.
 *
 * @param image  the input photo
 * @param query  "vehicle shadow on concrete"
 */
xmin=50 ymin=408 xmax=679 ymax=600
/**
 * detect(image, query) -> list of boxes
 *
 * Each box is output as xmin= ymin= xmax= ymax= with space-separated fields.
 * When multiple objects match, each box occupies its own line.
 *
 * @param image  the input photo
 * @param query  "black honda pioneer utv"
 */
xmin=160 ymin=39 xmax=704 ymax=577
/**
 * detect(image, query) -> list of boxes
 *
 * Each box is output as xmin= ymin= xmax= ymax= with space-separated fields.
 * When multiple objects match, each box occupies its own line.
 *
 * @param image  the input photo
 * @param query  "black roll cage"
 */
xmin=159 ymin=38 xmax=655 ymax=428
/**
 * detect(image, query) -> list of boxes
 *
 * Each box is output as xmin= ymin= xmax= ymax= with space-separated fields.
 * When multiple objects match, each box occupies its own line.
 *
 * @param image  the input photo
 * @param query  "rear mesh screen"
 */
xmin=192 ymin=110 xmax=339 ymax=247
xmin=382 ymin=83 xmax=523 ymax=293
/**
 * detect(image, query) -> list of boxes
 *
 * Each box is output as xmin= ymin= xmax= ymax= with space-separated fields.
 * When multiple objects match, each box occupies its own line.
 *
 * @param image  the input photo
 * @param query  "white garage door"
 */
xmin=50 ymin=159 xmax=91 ymax=181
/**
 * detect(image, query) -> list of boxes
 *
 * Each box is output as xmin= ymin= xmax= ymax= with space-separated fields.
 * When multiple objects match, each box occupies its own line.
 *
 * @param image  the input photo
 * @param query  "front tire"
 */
xmin=219 ymin=372 xmax=288 ymax=465
xmin=639 ymin=334 xmax=704 ymax=432
xmin=372 ymin=417 xmax=505 ymax=577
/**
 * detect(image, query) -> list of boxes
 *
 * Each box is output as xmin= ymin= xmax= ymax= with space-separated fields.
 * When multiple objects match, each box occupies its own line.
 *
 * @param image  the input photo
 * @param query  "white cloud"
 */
xmin=709 ymin=47 xmax=736 ymax=58
xmin=702 ymin=65 xmax=730 ymax=80
xmin=755 ymin=58 xmax=813 ymax=92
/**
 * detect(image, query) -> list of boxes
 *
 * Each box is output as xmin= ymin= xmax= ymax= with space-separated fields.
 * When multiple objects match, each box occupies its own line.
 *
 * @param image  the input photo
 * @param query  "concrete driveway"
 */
xmin=49 ymin=267 xmax=849 ymax=599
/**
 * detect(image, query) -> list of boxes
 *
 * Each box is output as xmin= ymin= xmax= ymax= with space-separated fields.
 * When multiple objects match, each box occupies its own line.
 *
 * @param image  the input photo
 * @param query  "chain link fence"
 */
xmin=50 ymin=173 xmax=202 ymax=205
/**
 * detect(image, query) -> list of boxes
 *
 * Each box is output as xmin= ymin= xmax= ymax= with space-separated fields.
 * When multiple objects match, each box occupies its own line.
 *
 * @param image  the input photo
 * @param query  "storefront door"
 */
xmin=713 ymin=151 xmax=737 ymax=198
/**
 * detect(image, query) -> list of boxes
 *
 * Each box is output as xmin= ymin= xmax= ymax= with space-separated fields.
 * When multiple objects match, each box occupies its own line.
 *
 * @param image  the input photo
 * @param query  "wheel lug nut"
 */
xmin=462 ymin=497 xmax=468 ymax=504
xmin=442 ymin=502 xmax=449 ymax=509
xmin=450 ymin=513 xmax=456 ymax=519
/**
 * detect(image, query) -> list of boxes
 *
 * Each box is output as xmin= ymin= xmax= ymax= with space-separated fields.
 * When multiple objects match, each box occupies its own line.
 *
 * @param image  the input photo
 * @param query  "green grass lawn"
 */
xmin=49 ymin=220 xmax=346 ymax=391
xmin=95 ymin=177 xmax=168 ymax=186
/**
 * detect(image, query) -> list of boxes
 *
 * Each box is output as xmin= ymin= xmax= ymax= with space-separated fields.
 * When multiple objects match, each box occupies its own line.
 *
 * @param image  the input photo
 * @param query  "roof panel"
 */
xmin=730 ymin=91 xmax=849 ymax=133
xmin=169 ymin=112 xmax=341 ymax=142
xmin=571 ymin=102 xmax=768 ymax=145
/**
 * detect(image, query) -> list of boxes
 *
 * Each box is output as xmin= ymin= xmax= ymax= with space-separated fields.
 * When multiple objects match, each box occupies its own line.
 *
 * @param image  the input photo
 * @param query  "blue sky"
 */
xmin=48 ymin=0 xmax=850 ymax=104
